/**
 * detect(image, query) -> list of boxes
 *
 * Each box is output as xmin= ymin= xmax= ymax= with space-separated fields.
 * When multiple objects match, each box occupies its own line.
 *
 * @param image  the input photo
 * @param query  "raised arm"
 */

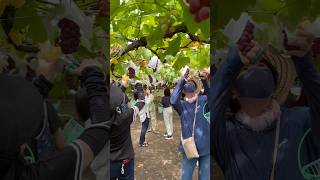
xmin=210 ymin=47 xmax=244 ymax=168
xmin=292 ymin=53 xmax=320 ymax=146
xmin=25 ymin=65 xmax=111 ymax=180
xmin=170 ymin=78 xmax=185 ymax=115
xmin=286 ymin=28 xmax=320 ymax=150
xmin=201 ymin=79 xmax=210 ymax=96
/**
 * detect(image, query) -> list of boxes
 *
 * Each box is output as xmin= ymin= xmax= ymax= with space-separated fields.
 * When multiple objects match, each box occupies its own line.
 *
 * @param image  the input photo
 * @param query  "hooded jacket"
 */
xmin=211 ymin=47 xmax=320 ymax=180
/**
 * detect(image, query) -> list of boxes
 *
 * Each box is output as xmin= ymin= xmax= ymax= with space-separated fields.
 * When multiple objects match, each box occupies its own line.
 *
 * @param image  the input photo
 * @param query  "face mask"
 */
xmin=183 ymin=82 xmax=196 ymax=93
xmin=235 ymin=67 xmax=275 ymax=98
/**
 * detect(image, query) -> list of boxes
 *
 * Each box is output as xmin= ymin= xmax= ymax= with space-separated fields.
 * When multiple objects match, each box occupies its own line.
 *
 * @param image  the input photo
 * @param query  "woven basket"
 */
xmin=263 ymin=46 xmax=297 ymax=105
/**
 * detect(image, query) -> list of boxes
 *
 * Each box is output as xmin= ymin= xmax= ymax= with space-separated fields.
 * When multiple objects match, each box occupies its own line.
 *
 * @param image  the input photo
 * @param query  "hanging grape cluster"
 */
xmin=237 ymin=21 xmax=255 ymax=56
xmin=186 ymin=0 xmax=210 ymax=23
xmin=58 ymin=18 xmax=81 ymax=54
xmin=128 ymin=67 xmax=135 ymax=79
xmin=148 ymin=75 xmax=153 ymax=84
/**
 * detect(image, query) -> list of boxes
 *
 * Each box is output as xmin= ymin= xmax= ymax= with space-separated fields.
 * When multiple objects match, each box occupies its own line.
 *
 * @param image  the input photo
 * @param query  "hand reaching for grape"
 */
xmin=184 ymin=68 xmax=191 ymax=81
xmin=238 ymin=41 xmax=261 ymax=65
xmin=286 ymin=27 xmax=315 ymax=58
xmin=198 ymin=70 xmax=208 ymax=80
xmin=186 ymin=0 xmax=210 ymax=23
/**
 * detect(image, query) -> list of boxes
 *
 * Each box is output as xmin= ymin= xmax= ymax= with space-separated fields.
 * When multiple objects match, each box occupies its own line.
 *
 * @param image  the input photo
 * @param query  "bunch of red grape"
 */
xmin=128 ymin=67 xmax=135 ymax=79
xmin=58 ymin=18 xmax=81 ymax=54
xmin=148 ymin=75 xmax=153 ymax=84
xmin=312 ymin=37 xmax=320 ymax=58
xmin=237 ymin=21 xmax=255 ymax=56
xmin=186 ymin=0 xmax=210 ymax=23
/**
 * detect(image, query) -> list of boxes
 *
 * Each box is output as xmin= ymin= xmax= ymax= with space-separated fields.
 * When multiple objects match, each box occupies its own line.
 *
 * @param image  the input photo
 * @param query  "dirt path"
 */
xmin=132 ymin=111 xmax=198 ymax=179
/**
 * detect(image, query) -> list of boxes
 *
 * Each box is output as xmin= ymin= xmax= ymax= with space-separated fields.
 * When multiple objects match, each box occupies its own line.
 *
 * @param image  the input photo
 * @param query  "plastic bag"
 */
xmin=44 ymin=0 xmax=94 ymax=39
xmin=223 ymin=13 xmax=262 ymax=46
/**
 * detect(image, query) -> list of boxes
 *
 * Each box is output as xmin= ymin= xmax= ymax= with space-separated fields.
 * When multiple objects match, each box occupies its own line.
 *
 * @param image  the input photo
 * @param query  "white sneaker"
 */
xmin=165 ymin=135 xmax=173 ymax=140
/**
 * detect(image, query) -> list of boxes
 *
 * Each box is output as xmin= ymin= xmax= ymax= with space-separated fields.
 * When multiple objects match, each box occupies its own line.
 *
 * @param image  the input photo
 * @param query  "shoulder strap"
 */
xmin=35 ymin=101 xmax=48 ymax=140
xmin=270 ymin=117 xmax=281 ymax=180
xmin=192 ymin=98 xmax=198 ymax=137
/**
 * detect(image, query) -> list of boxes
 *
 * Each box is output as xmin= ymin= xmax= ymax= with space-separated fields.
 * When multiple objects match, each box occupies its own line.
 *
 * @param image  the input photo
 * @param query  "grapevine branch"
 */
xmin=119 ymin=37 xmax=147 ymax=56
xmin=119 ymin=23 xmax=209 ymax=58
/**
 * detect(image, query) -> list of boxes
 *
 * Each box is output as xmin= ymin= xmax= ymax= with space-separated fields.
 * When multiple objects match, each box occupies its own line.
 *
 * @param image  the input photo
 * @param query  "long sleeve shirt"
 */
xmin=6 ymin=66 xmax=111 ymax=180
xmin=211 ymin=47 xmax=320 ymax=180
xmin=170 ymin=78 xmax=210 ymax=156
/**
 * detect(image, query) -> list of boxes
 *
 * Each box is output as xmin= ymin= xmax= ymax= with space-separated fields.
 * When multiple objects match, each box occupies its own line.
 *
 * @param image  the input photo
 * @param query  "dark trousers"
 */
xmin=110 ymin=159 xmax=134 ymax=180
xmin=139 ymin=118 xmax=149 ymax=145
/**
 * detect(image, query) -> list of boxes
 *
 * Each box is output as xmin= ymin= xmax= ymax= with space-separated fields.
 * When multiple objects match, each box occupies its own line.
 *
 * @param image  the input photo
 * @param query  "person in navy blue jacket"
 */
xmin=171 ymin=69 xmax=210 ymax=180
xmin=211 ymin=27 xmax=320 ymax=180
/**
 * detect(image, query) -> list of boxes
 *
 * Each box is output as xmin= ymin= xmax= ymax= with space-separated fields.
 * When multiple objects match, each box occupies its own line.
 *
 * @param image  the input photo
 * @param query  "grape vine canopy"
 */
xmin=212 ymin=0 xmax=320 ymax=66
xmin=110 ymin=0 xmax=210 ymax=88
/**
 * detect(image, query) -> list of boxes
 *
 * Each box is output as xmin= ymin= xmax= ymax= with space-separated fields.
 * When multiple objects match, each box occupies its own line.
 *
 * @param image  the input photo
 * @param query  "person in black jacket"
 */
xmin=0 ymin=59 xmax=112 ymax=180
xmin=75 ymin=83 xmax=144 ymax=180
xmin=109 ymin=85 xmax=142 ymax=180
xmin=32 ymin=72 xmax=66 ymax=155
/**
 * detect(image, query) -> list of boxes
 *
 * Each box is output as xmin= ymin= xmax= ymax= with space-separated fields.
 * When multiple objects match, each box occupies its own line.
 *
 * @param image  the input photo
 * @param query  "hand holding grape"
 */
xmin=198 ymin=70 xmax=208 ymax=80
xmin=285 ymin=27 xmax=315 ymax=58
xmin=184 ymin=68 xmax=191 ymax=81
xmin=238 ymin=41 xmax=262 ymax=65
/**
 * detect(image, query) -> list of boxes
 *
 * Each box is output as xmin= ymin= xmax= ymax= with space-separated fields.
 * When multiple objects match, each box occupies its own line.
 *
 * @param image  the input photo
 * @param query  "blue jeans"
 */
xmin=181 ymin=153 xmax=210 ymax=180
xmin=139 ymin=118 xmax=149 ymax=145
xmin=110 ymin=159 xmax=134 ymax=180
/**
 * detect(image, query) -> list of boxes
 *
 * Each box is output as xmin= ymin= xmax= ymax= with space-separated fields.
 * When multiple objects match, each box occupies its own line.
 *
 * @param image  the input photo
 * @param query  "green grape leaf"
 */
xmin=147 ymin=27 xmax=165 ymax=47
xmin=173 ymin=55 xmax=190 ymax=70
xmin=165 ymin=35 xmax=181 ymax=56
xmin=13 ymin=2 xmax=47 ymax=43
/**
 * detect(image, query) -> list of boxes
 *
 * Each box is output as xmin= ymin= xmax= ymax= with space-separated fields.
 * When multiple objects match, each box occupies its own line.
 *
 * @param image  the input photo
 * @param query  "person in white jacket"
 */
xmin=135 ymin=92 xmax=150 ymax=147
xmin=145 ymin=88 xmax=158 ymax=133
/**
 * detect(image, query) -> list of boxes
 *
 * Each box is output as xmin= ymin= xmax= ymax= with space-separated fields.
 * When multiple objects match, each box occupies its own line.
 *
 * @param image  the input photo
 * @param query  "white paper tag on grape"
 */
xmin=223 ymin=13 xmax=261 ymax=45
xmin=148 ymin=56 xmax=158 ymax=69
xmin=128 ymin=61 xmax=139 ymax=72
xmin=181 ymin=66 xmax=189 ymax=77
